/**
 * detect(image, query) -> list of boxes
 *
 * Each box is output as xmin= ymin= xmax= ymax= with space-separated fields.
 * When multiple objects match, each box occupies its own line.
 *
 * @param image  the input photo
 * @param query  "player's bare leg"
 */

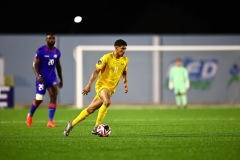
xmin=92 ymin=88 xmax=111 ymax=134
xmin=47 ymin=85 xmax=58 ymax=127
xmin=26 ymin=97 xmax=43 ymax=127
xmin=64 ymin=98 xmax=102 ymax=136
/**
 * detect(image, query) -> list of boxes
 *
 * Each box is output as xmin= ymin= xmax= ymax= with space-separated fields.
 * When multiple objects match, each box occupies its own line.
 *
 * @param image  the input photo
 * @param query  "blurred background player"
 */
xmin=168 ymin=58 xmax=190 ymax=109
xmin=26 ymin=32 xmax=63 ymax=127
xmin=63 ymin=39 xmax=128 ymax=136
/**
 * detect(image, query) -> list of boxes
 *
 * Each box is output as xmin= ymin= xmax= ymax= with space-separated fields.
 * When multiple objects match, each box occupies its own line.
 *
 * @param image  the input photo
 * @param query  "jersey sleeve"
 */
xmin=96 ymin=54 xmax=107 ymax=69
xmin=56 ymin=48 xmax=61 ymax=59
xmin=35 ymin=47 xmax=43 ymax=59
xmin=184 ymin=68 xmax=189 ymax=81
xmin=168 ymin=67 xmax=174 ymax=89
xmin=184 ymin=68 xmax=190 ymax=89
xmin=169 ymin=67 xmax=174 ymax=82
xmin=124 ymin=57 xmax=129 ymax=71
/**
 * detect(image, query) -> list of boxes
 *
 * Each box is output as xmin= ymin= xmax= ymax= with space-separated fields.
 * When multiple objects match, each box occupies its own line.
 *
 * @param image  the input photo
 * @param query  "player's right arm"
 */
xmin=56 ymin=58 xmax=63 ymax=88
xmin=168 ymin=68 xmax=174 ymax=90
xmin=82 ymin=67 xmax=101 ymax=95
xmin=32 ymin=56 xmax=43 ymax=83
xmin=82 ymin=54 xmax=107 ymax=95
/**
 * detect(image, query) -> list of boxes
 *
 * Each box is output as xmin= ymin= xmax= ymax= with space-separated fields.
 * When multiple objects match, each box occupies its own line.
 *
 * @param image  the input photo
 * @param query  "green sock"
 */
xmin=175 ymin=95 xmax=182 ymax=107
xmin=181 ymin=95 xmax=187 ymax=107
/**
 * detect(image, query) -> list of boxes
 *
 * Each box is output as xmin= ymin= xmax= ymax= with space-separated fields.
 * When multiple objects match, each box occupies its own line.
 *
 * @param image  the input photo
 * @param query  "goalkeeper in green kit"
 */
xmin=168 ymin=58 xmax=190 ymax=109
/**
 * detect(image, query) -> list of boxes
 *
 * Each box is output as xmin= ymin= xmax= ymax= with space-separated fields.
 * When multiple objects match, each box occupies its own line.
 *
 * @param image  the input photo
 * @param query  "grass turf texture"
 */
xmin=0 ymin=106 xmax=240 ymax=160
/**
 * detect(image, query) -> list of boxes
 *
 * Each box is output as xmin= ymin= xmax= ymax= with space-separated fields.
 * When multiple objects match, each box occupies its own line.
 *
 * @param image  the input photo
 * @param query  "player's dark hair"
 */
xmin=114 ymin=39 xmax=127 ymax=46
xmin=176 ymin=58 xmax=182 ymax=62
xmin=46 ymin=32 xmax=55 ymax=36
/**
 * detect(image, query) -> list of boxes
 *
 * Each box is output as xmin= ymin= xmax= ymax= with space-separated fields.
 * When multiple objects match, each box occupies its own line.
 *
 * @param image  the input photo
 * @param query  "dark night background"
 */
xmin=0 ymin=1 xmax=239 ymax=35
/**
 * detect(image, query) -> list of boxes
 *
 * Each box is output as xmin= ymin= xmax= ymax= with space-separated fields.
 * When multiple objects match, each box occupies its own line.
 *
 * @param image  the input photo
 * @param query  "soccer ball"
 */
xmin=96 ymin=124 xmax=111 ymax=137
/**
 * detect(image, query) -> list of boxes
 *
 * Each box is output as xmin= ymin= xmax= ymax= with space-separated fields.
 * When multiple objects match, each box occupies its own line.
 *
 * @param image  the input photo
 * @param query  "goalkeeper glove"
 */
xmin=185 ymin=81 xmax=190 ymax=90
xmin=168 ymin=81 xmax=174 ymax=90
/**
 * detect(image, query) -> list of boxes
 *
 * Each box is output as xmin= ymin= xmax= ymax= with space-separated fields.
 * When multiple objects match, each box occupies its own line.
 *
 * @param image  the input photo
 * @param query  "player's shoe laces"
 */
xmin=63 ymin=121 xmax=73 ymax=136
xmin=47 ymin=120 xmax=57 ymax=127
xmin=91 ymin=126 xmax=98 ymax=135
xmin=26 ymin=113 xmax=32 ymax=127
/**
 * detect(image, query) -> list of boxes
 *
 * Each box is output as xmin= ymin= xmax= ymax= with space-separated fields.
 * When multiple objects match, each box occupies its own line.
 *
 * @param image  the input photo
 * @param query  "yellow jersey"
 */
xmin=95 ymin=52 xmax=128 ymax=93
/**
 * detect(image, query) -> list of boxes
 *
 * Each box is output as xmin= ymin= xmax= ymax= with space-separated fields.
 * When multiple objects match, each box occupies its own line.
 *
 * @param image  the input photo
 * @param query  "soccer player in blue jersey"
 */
xmin=26 ymin=32 xmax=63 ymax=127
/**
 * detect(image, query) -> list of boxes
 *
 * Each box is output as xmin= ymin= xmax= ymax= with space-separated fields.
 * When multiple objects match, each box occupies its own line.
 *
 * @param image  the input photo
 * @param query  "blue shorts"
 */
xmin=35 ymin=77 xmax=58 ymax=95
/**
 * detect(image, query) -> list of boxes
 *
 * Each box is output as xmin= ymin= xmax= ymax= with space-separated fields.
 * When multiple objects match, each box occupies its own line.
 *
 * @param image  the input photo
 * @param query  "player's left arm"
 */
xmin=184 ymin=68 xmax=190 ymax=90
xmin=33 ymin=57 xmax=43 ymax=84
xmin=56 ymin=59 xmax=63 ymax=88
xmin=122 ymin=70 xmax=128 ymax=93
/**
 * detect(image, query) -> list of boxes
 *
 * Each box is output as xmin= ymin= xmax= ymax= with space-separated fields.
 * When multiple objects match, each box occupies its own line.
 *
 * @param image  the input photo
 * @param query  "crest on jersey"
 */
xmin=54 ymin=54 xmax=57 ymax=58
xmin=98 ymin=60 xmax=102 ymax=65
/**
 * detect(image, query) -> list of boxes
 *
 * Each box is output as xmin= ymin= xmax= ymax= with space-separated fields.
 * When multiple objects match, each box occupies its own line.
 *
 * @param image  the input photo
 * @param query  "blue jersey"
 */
xmin=34 ymin=45 xmax=61 ymax=82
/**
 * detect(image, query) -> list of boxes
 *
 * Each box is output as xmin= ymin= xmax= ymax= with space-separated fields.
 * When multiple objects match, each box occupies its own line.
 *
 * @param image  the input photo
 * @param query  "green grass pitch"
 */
xmin=0 ymin=106 xmax=240 ymax=160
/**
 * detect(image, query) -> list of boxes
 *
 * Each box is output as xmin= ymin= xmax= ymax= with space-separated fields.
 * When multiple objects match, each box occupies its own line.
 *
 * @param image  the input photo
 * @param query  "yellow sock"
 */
xmin=95 ymin=104 xmax=108 ymax=126
xmin=72 ymin=108 xmax=89 ymax=127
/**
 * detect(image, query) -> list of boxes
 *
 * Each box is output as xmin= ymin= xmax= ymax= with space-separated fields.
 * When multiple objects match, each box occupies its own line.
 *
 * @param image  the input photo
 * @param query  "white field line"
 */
xmin=0 ymin=118 xmax=238 ymax=124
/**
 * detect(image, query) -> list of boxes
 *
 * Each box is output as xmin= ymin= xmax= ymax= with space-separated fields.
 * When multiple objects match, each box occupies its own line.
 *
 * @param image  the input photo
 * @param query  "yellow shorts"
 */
xmin=94 ymin=84 xmax=114 ymax=99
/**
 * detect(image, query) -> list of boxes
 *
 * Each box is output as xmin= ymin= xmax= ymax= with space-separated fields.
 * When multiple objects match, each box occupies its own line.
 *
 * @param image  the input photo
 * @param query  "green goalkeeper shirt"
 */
xmin=169 ymin=66 xmax=189 ymax=93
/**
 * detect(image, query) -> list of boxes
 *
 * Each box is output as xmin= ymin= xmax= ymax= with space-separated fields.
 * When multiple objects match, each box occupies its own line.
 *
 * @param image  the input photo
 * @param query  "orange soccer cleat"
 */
xmin=26 ymin=113 xmax=33 ymax=127
xmin=47 ymin=120 xmax=57 ymax=127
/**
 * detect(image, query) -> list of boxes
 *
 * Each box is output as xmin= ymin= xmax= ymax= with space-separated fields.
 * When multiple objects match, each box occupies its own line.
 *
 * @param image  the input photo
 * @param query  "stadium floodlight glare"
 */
xmin=73 ymin=45 xmax=240 ymax=108
xmin=74 ymin=16 xmax=82 ymax=23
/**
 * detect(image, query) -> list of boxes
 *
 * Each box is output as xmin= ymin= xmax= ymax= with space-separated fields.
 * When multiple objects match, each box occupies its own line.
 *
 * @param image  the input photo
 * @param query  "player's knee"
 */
xmin=49 ymin=96 xmax=57 ymax=102
xmin=34 ymin=99 xmax=43 ymax=106
xmin=36 ymin=94 xmax=44 ymax=100
xmin=103 ymin=100 xmax=111 ymax=107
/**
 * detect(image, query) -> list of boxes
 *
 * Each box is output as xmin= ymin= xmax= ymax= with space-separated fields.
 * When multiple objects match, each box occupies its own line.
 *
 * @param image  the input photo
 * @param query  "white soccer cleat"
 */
xmin=91 ymin=126 xmax=98 ymax=135
xmin=63 ymin=121 xmax=73 ymax=136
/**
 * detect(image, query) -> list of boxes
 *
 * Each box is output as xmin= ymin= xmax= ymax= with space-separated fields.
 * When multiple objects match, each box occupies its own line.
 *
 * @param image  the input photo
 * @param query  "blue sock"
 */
xmin=29 ymin=101 xmax=38 ymax=116
xmin=49 ymin=103 xmax=56 ymax=121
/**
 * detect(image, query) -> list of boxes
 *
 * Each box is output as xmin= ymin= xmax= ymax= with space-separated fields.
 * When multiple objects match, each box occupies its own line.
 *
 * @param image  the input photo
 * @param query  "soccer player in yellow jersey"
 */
xmin=63 ymin=39 xmax=128 ymax=136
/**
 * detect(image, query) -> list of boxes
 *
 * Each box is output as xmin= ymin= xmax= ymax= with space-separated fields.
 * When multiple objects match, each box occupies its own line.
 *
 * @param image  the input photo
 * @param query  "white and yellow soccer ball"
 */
xmin=96 ymin=124 xmax=111 ymax=137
